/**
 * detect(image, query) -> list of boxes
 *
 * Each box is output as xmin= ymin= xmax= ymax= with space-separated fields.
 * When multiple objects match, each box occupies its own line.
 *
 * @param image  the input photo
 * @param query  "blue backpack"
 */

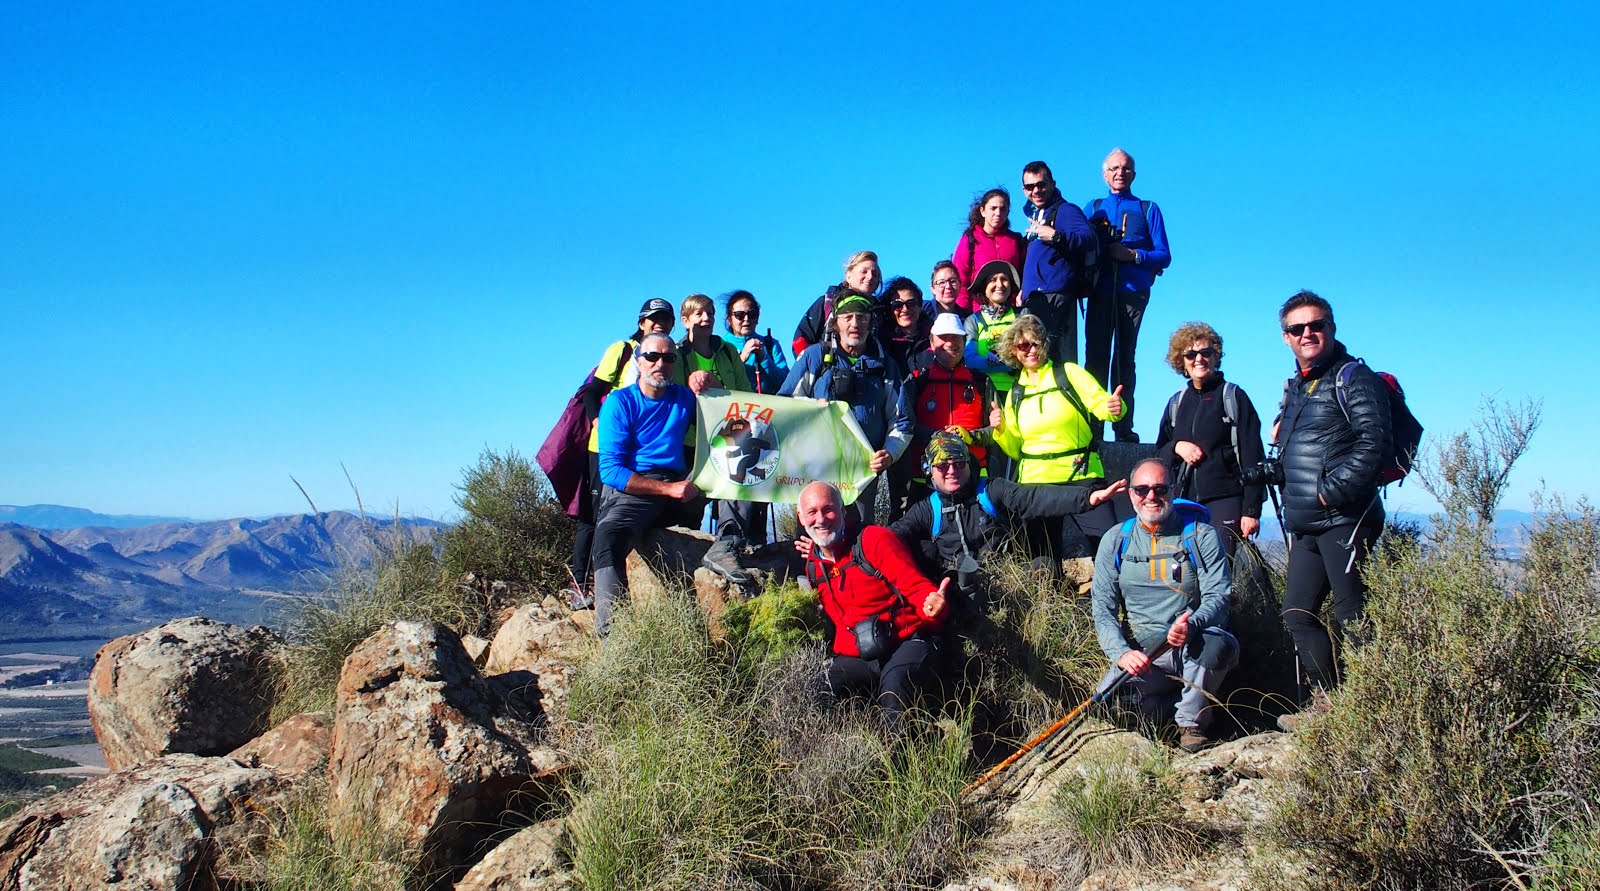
xmin=1112 ymin=499 xmax=1213 ymax=573
xmin=929 ymin=480 xmax=999 ymax=536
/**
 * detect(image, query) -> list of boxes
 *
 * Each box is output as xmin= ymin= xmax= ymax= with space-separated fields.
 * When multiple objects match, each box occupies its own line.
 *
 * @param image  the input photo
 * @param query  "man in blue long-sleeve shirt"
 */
xmin=1020 ymin=160 xmax=1097 ymax=366
xmin=591 ymin=332 xmax=707 ymax=636
xmin=1085 ymin=148 xmax=1172 ymax=443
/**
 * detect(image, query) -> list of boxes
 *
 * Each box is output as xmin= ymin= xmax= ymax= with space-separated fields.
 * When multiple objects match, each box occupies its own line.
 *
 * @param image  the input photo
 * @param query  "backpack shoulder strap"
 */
xmin=849 ymin=536 xmax=908 ymax=608
xmin=1113 ymin=518 xmax=1138 ymax=570
xmin=975 ymin=478 xmax=998 ymax=518
xmin=1089 ymin=197 xmax=1104 ymax=217
xmin=1221 ymin=381 xmax=1241 ymax=459
xmin=1051 ymin=363 xmax=1096 ymax=433
xmin=1333 ymin=357 xmax=1366 ymax=421
xmin=930 ymin=491 xmax=944 ymax=536
xmin=1165 ymin=389 xmax=1183 ymax=432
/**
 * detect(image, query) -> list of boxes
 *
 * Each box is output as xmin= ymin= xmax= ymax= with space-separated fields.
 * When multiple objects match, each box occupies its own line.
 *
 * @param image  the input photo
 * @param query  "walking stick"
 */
xmin=963 ymin=639 xmax=1173 ymax=798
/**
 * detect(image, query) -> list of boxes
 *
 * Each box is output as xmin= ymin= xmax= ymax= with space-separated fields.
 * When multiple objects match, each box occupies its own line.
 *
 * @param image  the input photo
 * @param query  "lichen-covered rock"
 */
xmin=88 ymin=617 xmax=281 ymax=771
xmin=0 ymin=753 xmax=287 ymax=891
xmin=453 ymin=819 xmax=572 ymax=890
xmin=227 ymin=712 xmax=330 ymax=776
xmin=329 ymin=621 xmax=570 ymax=879
xmin=483 ymin=603 xmax=590 ymax=716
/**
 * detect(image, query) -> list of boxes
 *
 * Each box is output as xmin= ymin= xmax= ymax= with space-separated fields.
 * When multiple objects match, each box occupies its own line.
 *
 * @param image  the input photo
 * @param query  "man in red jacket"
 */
xmin=799 ymin=481 xmax=950 ymax=728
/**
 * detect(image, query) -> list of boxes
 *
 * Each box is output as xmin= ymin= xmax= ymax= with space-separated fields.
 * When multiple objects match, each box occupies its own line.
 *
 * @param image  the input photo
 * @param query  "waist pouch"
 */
xmin=852 ymin=616 xmax=899 ymax=661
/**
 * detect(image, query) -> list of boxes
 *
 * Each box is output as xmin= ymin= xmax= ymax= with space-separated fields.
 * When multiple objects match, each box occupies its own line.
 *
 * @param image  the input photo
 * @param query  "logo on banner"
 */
xmin=709 ymin=403 xmax=780 ymax=487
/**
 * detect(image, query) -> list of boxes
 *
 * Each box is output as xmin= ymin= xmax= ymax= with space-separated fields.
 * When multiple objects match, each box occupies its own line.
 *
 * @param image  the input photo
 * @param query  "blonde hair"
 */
xmin=680 ymin=293 xmax=714 ymax=321
xmin=844 ymin=250 xmax=878 ymax=274
xmin=994 ymin=314 xmax=1048 ymax=368
xmin=1165 ymin=322 xmax=1223 ymax=375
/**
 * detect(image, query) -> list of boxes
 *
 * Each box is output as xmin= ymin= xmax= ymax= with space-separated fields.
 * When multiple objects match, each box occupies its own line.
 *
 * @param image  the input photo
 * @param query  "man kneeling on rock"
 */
xmin=798 ymin=481 xmax=950 ymax=730
xmin=1091 ymin=458 xmax=1239 ymax=752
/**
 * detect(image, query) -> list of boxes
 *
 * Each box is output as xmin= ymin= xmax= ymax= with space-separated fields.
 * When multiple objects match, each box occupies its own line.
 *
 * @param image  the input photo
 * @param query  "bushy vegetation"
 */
xmin=437 ymin=448 xmax=573 ymax=594
xmin=245 ymin=773 xmax=415 ymax=891
xmin=1276 ymin=404 xmax=1600 ymax=889
xmin=1047 ymin=748 xmax=1206 ymax=872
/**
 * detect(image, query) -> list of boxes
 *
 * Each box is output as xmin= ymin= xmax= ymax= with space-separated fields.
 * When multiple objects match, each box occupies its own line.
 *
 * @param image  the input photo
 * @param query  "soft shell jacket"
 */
xmin=1084 ymin=192 xmax=1172 ymax=296
xmin=880 ymin=316 xmax=932 ymax=371
xmin=963 ymin=306 xmax=1020 ymax=392
xmin=890 ymin=477 xmax=1090 ymax=573
xmin=1154 ymin=373 xmax=1266 ymax=514
xmin=905 ymin=353 xmax=991 ymax=468
xmin=792 ymin=284 xmax=848 ymax=357
xmin=1020 ymin=194 xmax=1096 ymax=297
xmin=673 ymin=335 xmax=753 ymax=392
xmin=779 ymin=340 xmax=912 ymax=460
xmin=807 ymin=525 xmax=946 ymax=657
xmin=738 ymin=330 xmax=789 ymax=394
xmin=953 ymin=227 xmax=1028 ymax=301
xmin=1276 ymin=342 xmax=1393 ymax=534
xmin=1091 ymin=513 xmax=1231 ymax=664
xmin=992 ymin=361 xmax=1123 ymax=484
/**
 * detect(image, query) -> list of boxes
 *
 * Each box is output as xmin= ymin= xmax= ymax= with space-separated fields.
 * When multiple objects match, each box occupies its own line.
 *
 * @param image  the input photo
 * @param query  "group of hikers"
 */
xmin=544 ymin=150 xmax=1411 ymax=753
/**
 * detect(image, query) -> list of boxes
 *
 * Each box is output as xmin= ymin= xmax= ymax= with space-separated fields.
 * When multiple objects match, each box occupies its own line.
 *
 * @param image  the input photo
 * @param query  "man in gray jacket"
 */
xmin=1091 ymin=458 xmax=1238 ymax=752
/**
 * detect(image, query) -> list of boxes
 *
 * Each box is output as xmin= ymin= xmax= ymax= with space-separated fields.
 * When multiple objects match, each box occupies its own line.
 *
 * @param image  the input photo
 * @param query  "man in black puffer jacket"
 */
xmin=1272 ymin=290 xmax=1392 ymax=727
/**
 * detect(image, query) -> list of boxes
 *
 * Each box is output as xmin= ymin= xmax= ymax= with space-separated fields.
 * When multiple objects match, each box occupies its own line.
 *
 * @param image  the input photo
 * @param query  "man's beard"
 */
xmin=806 ymin=521 xmax=843 ymax=549
xmin=643 ymin=369 xmax=670 ymax=388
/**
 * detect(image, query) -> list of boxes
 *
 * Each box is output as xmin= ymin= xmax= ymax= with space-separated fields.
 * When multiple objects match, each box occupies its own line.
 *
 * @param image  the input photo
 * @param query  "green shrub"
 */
xmin=437 ymin=448 xmax=572 ymax=594
xmin=719 ymin=582 xmax=825 ymax=668
xmin=1534 ymin=818 xmax=1600 ymax=890
xmin=1048 ymin=748 xmax=1203 ymax=868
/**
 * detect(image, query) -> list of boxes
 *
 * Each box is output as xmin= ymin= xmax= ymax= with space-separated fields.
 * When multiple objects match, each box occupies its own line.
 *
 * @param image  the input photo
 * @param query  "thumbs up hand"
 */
xmin=989 ymin=399 xmax=1004 ymax=431
xmin=1106 ymin=385 xmax=1125 ymax=419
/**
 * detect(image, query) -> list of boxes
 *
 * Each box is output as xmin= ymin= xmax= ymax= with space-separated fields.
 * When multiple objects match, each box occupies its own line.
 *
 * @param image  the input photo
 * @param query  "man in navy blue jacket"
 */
xmin=1085 ymin=148 xmax=1173 ymax=443
xmin=1020 ymin=160 xmax=1097 ymax=365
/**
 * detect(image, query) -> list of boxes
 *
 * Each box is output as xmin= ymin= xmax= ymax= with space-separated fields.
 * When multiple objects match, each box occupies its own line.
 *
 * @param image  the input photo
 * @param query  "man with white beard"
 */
xmin=591 ymin=332 xmax=708 ymax=636
xmin=798 ymin=481 xmax=949 ymax=730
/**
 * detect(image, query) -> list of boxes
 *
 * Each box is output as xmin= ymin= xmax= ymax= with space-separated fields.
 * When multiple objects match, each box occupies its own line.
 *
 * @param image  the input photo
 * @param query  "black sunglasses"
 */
xmin=1283 ymin=318 xmax=1332 ymax=337
xmin=639 ymin=351 xmax=677 ymax=364
xmin=1130 ymin=484 xmax=1170 ymax=499
xmin=1184 ymin=348 xmax=1218 ymax=361
xmin=1022 ymin=180 xmax=1051 ymax=192
xmin=730 ymin=310 xmax=758 ymax=321
xmin=889 ymin=299 xmax=919 ymax=310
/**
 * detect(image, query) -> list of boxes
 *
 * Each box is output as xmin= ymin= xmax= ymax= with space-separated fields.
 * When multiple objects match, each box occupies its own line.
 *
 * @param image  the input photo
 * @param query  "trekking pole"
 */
xmin=962 ymin=640 xmax=1173 ymax=799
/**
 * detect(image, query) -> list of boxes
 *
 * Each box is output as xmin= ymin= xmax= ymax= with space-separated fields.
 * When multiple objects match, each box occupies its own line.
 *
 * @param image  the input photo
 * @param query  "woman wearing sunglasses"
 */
xmin=1153 ymin=322 xmax=1267 ymax=557
xmin=878 ymin=276 xmax=932 ymax=370
xmin=723 ymin=290 xmax=788 ymax=395
xmin=987 ymin=313 xmax=1125 ymax=561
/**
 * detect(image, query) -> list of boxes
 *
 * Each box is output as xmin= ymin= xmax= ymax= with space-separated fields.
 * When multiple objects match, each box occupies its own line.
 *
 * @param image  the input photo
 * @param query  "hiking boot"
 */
xmin=1115 ymin=429 xmax=1141 ymax=444
xmin=702 ymin=537 xmax=754 ymax=588
xmin=1276 ymin=688 xmax=1333 ymax=732
xmin=567 ymin=585 xmax=595 ymax=611
xmin=1178 ymin=727 xmax=1214 ymax=754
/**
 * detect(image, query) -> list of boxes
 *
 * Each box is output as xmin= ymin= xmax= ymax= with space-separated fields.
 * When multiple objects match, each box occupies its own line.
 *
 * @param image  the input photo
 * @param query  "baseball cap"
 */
xmin=930 ymin=313 xmax=966 ymax=337
xmin=638 ymin=298 xmax=674 ymax=320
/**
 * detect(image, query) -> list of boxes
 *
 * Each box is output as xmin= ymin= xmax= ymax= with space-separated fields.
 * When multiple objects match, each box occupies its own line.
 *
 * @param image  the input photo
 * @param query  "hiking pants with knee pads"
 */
xmin=1281 ymin=521 xmax=1380 ymax=693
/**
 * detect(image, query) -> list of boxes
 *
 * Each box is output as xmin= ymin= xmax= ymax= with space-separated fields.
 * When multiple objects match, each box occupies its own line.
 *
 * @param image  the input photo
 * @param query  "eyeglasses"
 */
xmin=1015 ymin=341 xmax=1041 ymax=352
xmin=889 ymin=299 xmax=919 ymax=310
xmin=639 ymin=351 xmax=677 ymax=364
xmin=931 ymin=460 xmax=968 ymax=473
xmin=730 ymin=310 xmax=758 ymax=321
xmin=1130 ymin=484 xmax=1170 ymax=499
xmin=1283 ymin=318 xmax=1332 ymax=337
xmin=1183 ymin=348 xmax=1218 ymax=361
xmin=932 ymin=277 xmax=960 ymax=288
xmin=1022 ymin=180 xmax=1051 ymax=193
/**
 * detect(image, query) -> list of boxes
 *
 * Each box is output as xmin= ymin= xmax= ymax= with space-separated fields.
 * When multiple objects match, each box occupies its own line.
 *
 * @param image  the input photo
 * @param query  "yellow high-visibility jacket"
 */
xmin=993 ymin=360 xmax=1124 ymax=483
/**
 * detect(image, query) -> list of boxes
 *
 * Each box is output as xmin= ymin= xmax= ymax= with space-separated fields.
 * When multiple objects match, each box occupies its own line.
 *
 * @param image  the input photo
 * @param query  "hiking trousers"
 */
xmin=1098 ymin=627 xmax=1238 ymax=731
xmin=827 ymin=638 xmax=944 ymax=730
xmin=1023 ymin=290 xmax=1079 ymax=365
xmin=1281 ymin=521 xmax=1380 ymax=693
xmin=1084 ymin=289 xmax=1150 ymax=438
xmin=591 ymin=485 xmax=705 ymax=636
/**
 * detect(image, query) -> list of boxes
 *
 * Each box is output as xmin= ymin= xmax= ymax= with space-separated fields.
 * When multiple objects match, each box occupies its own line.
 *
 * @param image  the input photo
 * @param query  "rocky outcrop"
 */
xmin=329 ymin=621 xmax=570 ymax=879
xmin=87 ymin=617 xmax=281 ymax=771
xmin=227 ymin=712 xmax=331 ymax=775
xmin=453 ymin=819 xmax=571 ymax=890
xmin=483 ymin=601 xmax=590 ymax=714
xmin=0 ymin=753 xmax=289 ymax=891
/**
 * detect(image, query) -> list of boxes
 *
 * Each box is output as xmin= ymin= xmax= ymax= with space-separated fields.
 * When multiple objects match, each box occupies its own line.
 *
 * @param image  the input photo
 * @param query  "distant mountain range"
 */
xmin=0 ymin=508 xmax=442 ymax=641
xmin=0 ymin=504 xmax=191 ymax=530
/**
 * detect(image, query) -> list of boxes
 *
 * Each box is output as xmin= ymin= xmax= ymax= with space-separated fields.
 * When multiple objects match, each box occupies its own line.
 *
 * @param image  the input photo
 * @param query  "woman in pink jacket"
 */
xmin=951 ymin=187 xmax=1028 ymax=302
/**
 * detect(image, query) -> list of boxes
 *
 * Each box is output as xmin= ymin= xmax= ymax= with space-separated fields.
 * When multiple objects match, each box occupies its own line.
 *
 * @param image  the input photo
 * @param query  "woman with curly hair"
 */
xmin=952 ymin=188 xmax=1027 ymax=300
xmin=1153 ymin=322 xmax=1267 ymax=556
xmin=986 ymin=313 xmax=1125 ymax=559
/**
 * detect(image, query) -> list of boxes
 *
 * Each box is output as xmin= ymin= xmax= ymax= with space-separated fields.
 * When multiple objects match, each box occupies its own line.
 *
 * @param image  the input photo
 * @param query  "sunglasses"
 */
xmin=931 ymin=460 xmax=968 ymax=473
xmin=1022 ymin=180 xmax=1051 ymax=192
xmin=1283 ymin=318 xmax=1332 ymax=337
xmin=889 ymin=299 xmax=919 ymax=310
xmin=1130 ymin=484 xmax=1171 ymax=499
xmin=730 ymin=310 xmax=758 ymax=321
xmin=1015 ymin=341 xmax=1041 ymax=352
xmin=639 ymin=351 xmax=677 ymax=364
xmin=1184 ymin=348 xmax=1218 ymax=361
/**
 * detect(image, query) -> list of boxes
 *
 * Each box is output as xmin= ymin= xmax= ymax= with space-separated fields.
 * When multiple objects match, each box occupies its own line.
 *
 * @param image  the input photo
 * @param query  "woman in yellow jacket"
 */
xmin=987 ymin=314 xmax=1125 ymax=560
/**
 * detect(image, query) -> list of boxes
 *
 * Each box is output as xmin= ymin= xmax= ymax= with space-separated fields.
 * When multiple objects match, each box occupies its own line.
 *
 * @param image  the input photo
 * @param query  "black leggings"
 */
xmin=827 ymin=638 xmax=944 ymax=729
xmin=1200 ymin=495 xmax=1244 ymax=559
xmin=1281 ymin=522 xmax=1380 ymax=693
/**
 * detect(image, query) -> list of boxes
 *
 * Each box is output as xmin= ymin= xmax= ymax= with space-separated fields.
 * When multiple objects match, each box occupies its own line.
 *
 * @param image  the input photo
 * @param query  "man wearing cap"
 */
xmin=889 ymin=312 xmax=992 ymax=518
xmin=780 ymin=290 xmax=913 ymax=522
xmin=1084 ymin=149 xmax=1172 ymax=443
xmin=1091 ymin=458 xmax=1237 ymax=752
xmin=891 ymin=431 xmax=1125 ymax=611
xmin=568 ymin=298 xmax=678 ymax=610
xmin=591 ymin=331 xmax=710 ymax=636
xmin=1020 ymin=160 xmax=1097 ymax=365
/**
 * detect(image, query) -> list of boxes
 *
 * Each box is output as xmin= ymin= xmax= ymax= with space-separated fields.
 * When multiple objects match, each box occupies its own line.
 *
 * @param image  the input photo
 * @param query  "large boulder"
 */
xmin=452 ymin=819 xmax=571 ymax=890
xmin=483 ymin=601 xmax=590 ymax=715
xmin=227 ymin=712 xmax=331 ymax=775
xmin=0 ymin=753 xmax=288 ymax=891
xmin=329 ymin=621 xmax=570 ymax=880
xmin=88 ymin=617 xmax=281 ymax=771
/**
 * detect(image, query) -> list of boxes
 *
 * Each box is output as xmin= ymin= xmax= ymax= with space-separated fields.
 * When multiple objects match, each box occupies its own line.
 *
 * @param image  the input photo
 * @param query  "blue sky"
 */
xmin=3 ymin=3 xmax=1596 ymax=520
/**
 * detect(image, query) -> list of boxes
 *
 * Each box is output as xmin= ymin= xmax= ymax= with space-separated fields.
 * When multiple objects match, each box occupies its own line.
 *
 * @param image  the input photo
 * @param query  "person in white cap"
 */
xmin=887 ymin=311 xmax=995 ymax=519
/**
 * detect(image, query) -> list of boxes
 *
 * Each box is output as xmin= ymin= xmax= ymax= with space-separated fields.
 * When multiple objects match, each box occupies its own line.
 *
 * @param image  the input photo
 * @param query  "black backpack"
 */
xmin=1333 ymin=359 xmax=1424 ymax=486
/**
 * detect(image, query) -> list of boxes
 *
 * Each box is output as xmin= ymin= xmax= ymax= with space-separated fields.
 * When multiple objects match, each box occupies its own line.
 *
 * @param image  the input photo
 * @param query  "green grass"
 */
xmin=242 ymin=774 xmax=416 ymax=891
xmin=1048 ymin=748 xmax=1204 ymax=869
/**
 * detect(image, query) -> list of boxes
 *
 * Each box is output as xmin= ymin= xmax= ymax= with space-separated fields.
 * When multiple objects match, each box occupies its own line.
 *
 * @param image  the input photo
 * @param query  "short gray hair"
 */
xmin=638 ymin=332 xmax=674 ymax=355
xmin=1129 ymin=457 xmax=1170 ymax=484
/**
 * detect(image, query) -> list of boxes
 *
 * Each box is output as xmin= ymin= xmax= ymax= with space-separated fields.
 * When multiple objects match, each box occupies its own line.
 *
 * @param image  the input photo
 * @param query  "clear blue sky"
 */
xmin=4 ymin=3 xmax=1595 ymax=520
